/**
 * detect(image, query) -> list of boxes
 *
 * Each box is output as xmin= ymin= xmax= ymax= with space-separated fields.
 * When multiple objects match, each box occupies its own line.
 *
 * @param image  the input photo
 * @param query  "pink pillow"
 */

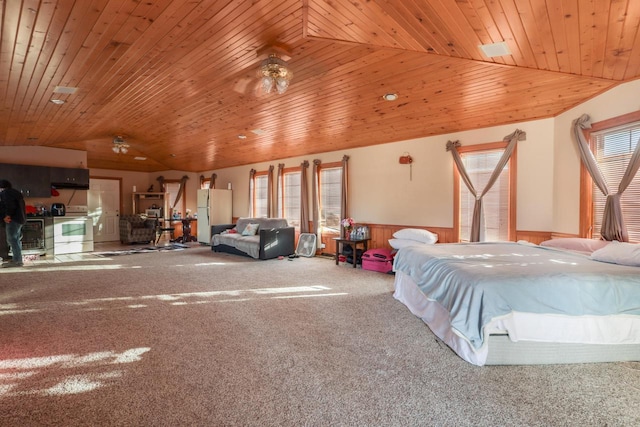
xmin=540 ymin=238 xmax=609 ymax=255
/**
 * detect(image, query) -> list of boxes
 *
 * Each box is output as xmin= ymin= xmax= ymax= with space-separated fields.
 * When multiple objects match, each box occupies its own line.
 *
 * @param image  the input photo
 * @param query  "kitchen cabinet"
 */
xmin=50 ymin=167 xmax=90 ymax=188
xmin=0 ymin=163 xmax=51 ymax=197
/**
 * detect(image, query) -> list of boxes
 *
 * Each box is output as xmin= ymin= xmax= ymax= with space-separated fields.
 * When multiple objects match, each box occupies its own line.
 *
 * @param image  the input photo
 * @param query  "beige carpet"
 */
xmin=1 ymin=245 xmax=639 ymax=426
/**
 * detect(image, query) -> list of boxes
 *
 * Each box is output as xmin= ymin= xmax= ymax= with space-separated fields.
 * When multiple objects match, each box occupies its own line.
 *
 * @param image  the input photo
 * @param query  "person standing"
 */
xmin=0 ymin=180 xmax=26 ymax=267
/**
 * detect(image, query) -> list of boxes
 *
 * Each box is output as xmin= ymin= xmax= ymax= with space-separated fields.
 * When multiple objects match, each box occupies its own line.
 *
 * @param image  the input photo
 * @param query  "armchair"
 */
xmin=119 ymin=215 xmax=156 ymax=244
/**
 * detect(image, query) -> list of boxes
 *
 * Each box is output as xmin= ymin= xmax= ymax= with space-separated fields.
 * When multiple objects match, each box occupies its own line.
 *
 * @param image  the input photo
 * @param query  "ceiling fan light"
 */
xmin=275 ymin=77 xmax=289 ymax=94
xmin=258 ymin=53 xmax=293 ymax=94
xmin=112 ymin=135 xmax=129 ymax=154
xmin=261 ymin=76 xmax=274 ymax=93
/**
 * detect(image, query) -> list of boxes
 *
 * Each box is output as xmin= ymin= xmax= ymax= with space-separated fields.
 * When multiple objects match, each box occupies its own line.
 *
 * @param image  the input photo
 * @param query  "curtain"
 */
xmin=572 ymin=114 xmax=640 ymax=241
xmin=156 ymin=176 xmax=165 ymax=192
xmin=300 ymin=160 xmax=310 ymax=233
xmin=447 ymin=129 xmax=525 ymax=242
xmin=210 ymin=173 xmax=216 ymax=189
xmin=267 ymin=165 xmax=274 ymax=218
xmin=248 ymin=169 xmax=256 ymax=217
xmin=171 ymin=176 xmax=189 ymax=210
xmin=199 ymin=175 xmax=204 ymax=188
xmin=340 ymin=155 xmax=350 ymax=236
xmin=276 ymin=163 xmax=284 ymax=218
xmin=312 ymin=159 xmax=321 ymax=238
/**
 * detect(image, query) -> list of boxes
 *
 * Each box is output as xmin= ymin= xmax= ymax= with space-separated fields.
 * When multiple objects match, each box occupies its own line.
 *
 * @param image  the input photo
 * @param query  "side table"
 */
xmin=332 ymin=237 xmax=371 ymax=268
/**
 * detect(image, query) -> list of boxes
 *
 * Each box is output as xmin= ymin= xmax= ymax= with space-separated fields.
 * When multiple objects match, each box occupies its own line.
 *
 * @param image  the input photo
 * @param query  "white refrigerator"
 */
xmin=197 ymin=188 xmax=233 ymax=244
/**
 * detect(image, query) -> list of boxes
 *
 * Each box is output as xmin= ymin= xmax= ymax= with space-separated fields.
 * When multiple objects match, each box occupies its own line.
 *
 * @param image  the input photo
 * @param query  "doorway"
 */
xmin=89 ymin=178 xmax=121 ymax=243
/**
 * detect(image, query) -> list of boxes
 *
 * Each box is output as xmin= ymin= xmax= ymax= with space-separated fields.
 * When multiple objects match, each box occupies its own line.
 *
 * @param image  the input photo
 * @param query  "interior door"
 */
xmin=89 ymin=178 xmax=121 ymax=242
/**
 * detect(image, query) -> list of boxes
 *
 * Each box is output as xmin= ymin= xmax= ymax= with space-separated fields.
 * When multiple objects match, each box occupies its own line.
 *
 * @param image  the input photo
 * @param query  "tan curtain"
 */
xmin=300 ymin=161 xmax=310 ymax=233
xmin=248 ymin=169 xmax=256 ymax=217
xmin=209 ymin=173 xmax=217 ymax=189
xmin=171 ymin=176 xmax=189 ymax=210
xmin=447 ymin=129 xmax=525 ymax=242
xmin=312 ymin=159 xmax=321 ymax=238
xmin=572 ymin=114 xmax=640 ymax=241
xmin=340 ymin=155 xmax=350 ymax=236
xmin=156 ymin=176 xmax=165 ymax=192
xmin=276 ymin=163 xmax=285 ymax=218
xmin=267 ymin=165 xmax=274 ymax=218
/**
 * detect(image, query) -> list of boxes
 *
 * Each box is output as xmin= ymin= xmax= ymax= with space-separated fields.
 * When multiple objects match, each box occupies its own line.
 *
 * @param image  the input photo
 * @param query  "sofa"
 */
xmin=119 ymin=215 xmax=157 ymax=244
xmin=211 ymin=217 xmax=295 ymax=260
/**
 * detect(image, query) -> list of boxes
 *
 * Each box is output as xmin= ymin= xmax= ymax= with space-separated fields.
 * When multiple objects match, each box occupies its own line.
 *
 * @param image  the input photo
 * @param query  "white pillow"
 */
xmin=389 ymin=238 xmax=426 ymax=250
xmin=540 ymin=238 xmax=610 ymax=255
xmin=590 ymin=241 xmax=640 ymax=266
xmin=241 ymin=223 xmax=260 ymax=236
xmin=392 ymin=228 xmax=438 ymax=244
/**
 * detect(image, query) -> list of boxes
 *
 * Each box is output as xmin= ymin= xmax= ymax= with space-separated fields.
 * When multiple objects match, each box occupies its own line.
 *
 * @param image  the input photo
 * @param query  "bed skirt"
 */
xmin=393 ymin=271 xmax=640 ymax=366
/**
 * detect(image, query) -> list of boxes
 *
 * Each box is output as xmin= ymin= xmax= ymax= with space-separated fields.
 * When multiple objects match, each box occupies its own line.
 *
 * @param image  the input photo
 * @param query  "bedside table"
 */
xmin=332 ymin=237 xmax=371 ymax=268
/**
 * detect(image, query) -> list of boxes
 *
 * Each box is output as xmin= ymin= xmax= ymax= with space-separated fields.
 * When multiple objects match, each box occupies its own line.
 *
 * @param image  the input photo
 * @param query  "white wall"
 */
xmin=89 ymin=169 xmax=201 ymax=215
xmin=207 ymin=117 xmax=556 ymax=231
xmin=4 ymin=78 xmax=639 ymax=235
xmin=553 ymin=78 xmax=640 ymax=234
xmin=0 ymin=146 xmax=86 ymax=168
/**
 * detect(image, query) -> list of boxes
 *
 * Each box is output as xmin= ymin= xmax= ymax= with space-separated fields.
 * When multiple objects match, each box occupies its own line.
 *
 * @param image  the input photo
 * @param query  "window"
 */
xmin=252 ymin=172 xmax=268 ymax=217
xmin=583 ymin=114 xmax=640 ymax=242
xmin=280 ymin=169 xmax=301 ymax=227
xmin=454 ymin=142 xmax=516 ymax=242
xmin=319 ymin=165 xmax=342 ymax=232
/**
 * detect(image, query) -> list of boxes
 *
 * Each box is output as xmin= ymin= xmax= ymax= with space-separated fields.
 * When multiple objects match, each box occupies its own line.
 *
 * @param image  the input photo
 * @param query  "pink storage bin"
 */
xmin=362 ymin=248 xmax=394 ymax=273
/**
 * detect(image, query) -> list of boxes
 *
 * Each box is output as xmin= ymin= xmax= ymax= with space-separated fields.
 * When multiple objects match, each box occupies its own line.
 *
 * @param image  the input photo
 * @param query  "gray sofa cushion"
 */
xmin=236 ymin=217 xmax=288 ymax=234
xmin=214 ymin=234 xmax=260 ymax=258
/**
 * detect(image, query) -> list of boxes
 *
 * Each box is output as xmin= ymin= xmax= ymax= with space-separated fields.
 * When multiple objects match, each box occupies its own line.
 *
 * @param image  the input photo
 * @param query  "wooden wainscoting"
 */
xmin=316 ymin=226 xmax=558 ymax=253
xmin=317 ymin=223 xmax=455 ymax=254
xmin=514 ymin=230 xmax=553 ymax=245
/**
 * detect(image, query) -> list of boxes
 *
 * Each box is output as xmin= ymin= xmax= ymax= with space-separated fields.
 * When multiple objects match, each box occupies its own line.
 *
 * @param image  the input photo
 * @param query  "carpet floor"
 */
xmin=0 ymin=245 xmax=638 ymax=426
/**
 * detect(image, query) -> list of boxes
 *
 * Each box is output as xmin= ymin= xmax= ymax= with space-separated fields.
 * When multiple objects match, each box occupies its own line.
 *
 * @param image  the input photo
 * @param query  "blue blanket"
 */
xmin=393 ymin=242 xmax=640 ymax=349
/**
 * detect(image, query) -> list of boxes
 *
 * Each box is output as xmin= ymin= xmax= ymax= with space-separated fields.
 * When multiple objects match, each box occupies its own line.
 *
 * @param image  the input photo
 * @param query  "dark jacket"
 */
xmin=0 ymin=188 xmax=26 ymax=225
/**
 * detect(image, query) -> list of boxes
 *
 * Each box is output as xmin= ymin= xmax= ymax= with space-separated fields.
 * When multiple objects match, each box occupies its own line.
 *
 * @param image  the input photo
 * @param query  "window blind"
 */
xmin=460 ymin=150 xmax=509 ymax=242
xmin=319 ymin=167 xmax=342 ymax=231
xmin=592 ymin=122 xmax=640 ymax=242
xmin=253 ymin=175 xmax=268 ymax=217
xmin=283 ymin=171 xmax=301 ymax=227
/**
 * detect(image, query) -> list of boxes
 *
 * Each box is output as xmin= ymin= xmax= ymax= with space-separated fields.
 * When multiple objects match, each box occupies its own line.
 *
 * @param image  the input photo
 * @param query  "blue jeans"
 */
xmin=5 ymin=221 xmax=23 ymax=263
xmin=0 ymin=223 xmax=8 ymax=260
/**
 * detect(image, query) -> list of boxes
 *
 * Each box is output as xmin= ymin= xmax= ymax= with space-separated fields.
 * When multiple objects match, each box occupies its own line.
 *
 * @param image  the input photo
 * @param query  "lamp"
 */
xmin=112 ymin=136 xmax=129 ymax=154
xmin=258 ymin=53 xmax=293 ymax=94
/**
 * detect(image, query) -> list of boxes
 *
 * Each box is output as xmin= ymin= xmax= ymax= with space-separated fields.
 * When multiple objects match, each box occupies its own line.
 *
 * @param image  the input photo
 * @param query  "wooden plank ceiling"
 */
xmin=1 ymin=0 xmax=639 ymax=172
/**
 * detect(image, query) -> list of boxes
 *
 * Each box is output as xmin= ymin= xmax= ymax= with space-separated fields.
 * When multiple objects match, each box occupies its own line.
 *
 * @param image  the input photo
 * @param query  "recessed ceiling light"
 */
xmin=479 ymin=41 xmax=511 ymax=58
xmin=238 ymin=134 xmax=247 ymax=139
xmin=134 ymin=157 xmax=147 ymax=161
xmin=50 ymin=99 xmax=65 ymax=105
xmin=383 ymin=93 xmax=398 ymax=101
xmin=53 ymin=86 xmax=78 ymax=94
xmin=170 ymin=154 xmax=176 ymax=158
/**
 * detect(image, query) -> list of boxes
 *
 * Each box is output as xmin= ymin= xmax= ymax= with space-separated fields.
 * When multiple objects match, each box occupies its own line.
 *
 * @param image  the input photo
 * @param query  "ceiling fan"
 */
xmin=232 ymin=43 xmax=294 ymax=98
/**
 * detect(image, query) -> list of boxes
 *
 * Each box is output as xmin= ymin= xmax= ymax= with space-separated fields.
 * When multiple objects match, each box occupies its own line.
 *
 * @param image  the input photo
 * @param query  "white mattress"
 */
xmin=393 ymin=271 xmax=640 ymax=366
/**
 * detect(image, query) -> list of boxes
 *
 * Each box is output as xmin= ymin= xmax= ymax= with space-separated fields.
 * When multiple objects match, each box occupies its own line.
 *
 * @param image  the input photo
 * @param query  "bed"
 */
xmin=392 ymin=241 xmax=640 ymax=366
